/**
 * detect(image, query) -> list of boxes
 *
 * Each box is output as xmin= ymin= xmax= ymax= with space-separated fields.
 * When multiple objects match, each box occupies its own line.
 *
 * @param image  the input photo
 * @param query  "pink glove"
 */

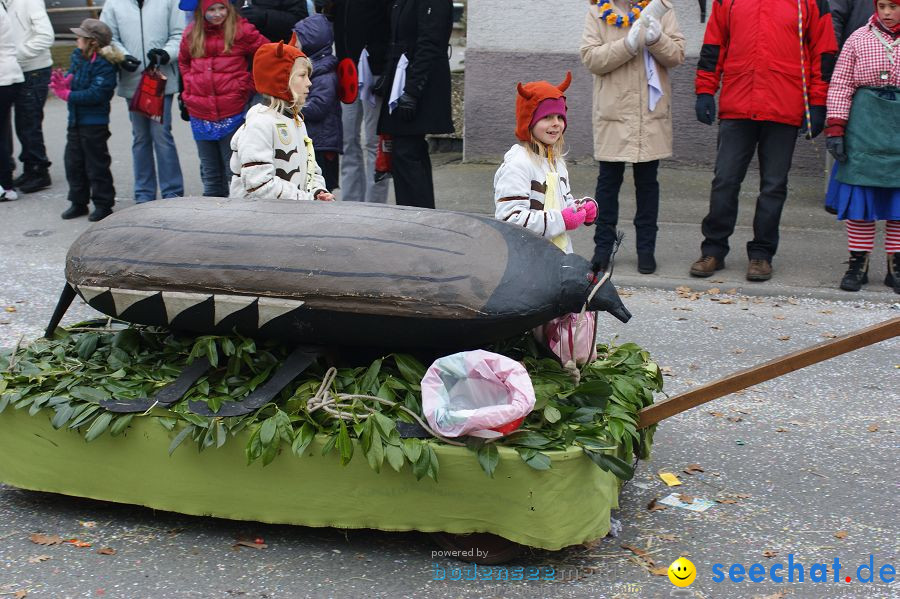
xmin=49 ymin=70 xmax=73 ymax=102
xmin=578 ymin=198 xmax=598 ymax=224
xmin=561 ymin=206 xmax=586 ymax=231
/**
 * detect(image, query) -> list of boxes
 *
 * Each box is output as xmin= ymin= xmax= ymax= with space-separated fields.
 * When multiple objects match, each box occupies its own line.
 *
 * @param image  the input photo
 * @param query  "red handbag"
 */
xmin=336 ymin=57 xmax=358 ymax=104
xmin=129 ymin=67 xmax=167 ymax=122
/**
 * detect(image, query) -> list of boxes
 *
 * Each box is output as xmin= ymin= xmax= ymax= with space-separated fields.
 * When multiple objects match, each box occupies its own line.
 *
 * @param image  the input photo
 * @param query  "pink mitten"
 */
xmin=579 ymin=198 xmax=598 ymax=224
xmin=561 ymin=206 xmax=586 ymax=230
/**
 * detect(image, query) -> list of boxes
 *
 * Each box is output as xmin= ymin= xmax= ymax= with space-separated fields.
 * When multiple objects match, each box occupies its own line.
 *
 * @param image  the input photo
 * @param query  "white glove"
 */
xmin=641 ymin=0 xmax=672 ymax=22
xmin=625 ymin=22 xmax=643 ymax=54
xmin=644 ymin=16 xmax=662 ymax=45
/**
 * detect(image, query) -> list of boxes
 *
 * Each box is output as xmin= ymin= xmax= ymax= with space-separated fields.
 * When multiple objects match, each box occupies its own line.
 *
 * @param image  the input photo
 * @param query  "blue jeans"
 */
xmin=195 ymin=132 xmax=234 ymax=197
xmin=128 ymin=95 xmax=184 ymax=202
xmin=14 ymin=67 xmax=51 ymax=171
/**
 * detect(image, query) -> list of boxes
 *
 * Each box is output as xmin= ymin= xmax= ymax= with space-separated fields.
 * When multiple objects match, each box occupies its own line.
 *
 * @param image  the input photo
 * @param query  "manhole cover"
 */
xmin=24 ymin=229 xmax=54 ymax=237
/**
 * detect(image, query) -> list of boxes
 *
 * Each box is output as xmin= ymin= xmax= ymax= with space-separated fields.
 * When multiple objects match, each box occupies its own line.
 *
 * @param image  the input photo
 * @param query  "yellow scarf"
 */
xmin=542 ymin=155 xmax=569 ymax=251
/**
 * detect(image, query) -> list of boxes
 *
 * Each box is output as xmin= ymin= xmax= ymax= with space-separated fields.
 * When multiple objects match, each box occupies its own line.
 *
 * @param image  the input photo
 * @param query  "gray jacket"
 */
xmin=831 ymin=0 xmax=872 ymax=49
xmin=101 ymin=0 xmax=184 ymax=98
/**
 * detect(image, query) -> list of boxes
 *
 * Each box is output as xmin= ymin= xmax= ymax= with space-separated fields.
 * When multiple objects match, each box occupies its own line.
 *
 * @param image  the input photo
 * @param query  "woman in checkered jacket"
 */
xmin=825 ymin=0 xmax=900 ymax=293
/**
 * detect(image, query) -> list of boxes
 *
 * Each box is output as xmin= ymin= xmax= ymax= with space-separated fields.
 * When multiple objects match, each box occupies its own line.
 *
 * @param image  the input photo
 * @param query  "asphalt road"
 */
xmin=0 ymin=100 xmax=898 ymax=598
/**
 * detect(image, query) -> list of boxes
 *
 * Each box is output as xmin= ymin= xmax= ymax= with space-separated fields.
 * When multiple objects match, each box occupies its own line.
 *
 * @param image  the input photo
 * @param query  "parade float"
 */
xmin=1 ymin=199 xmax=897 ymax=563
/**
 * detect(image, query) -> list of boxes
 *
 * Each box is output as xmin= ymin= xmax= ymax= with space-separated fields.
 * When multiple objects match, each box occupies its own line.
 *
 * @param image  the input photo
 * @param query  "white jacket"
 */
xmin=100 ymin=0 xmax=184 ymax=98
xmin=0 ymin=5 xmax=24 ymax=86
xmin=230 ymin=104 xmax=328 ymax=201
xmin=493 ymin=144 xmax=579 ymax=254
xmin=1 ymin=0 xmax=53 ymax=73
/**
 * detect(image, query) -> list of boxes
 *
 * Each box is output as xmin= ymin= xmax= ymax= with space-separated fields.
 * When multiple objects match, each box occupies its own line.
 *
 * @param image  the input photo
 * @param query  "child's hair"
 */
xmin=190 ymin=1 xmax=238 ymax=57
xmin=80 ymin=37 xmax=101 ymax=58
xmin=524 ymin=132 xmax=567 ymax=165
xmin=262 ymin=56 xmax=313 ymax=114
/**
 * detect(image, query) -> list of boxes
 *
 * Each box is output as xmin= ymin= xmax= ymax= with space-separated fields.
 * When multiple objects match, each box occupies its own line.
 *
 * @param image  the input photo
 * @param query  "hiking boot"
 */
xmin=637 ymin=253 xmax=657 ymax=274
xmin=746 ymin=258 xmax=772 ymax=281
xmin=61 ymin=204 xmax=89 ymax=219
xmin=18 ymin=169 xmax=51 ymax=193
xmin=689 ymin=255 xmax=724 ymax=277
xmin=839 ymin=251 xmax=869 ymax=291
xmin=88 ymin=206 xmax=113 ymax=222
xmin=886 ymin=253 xmax=900 ymax=294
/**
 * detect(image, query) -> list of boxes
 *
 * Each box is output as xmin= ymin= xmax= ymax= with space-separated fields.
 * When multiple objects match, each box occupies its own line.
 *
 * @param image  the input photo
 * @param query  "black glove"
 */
xmin=800 ymin=105 xmax=826 ymax=139
xmin=826 ymin=136 xmax=847 ymax=163
xmin=395 ymin=92 xmax=417 ymax=122
xmin=122 ymin=55 xmax=141 ymax=72
xmin=147 ymin=48 xmax=170 ymax=67
xmin=695 ymin=93 xmax=716 ymax=125
xmin=177 ymin=93 xmax=190 ymax=121
xmin=371 ymin=75 xmax=387 ymax=97
xmin=240 ymin=5 xmax=265 ymax=27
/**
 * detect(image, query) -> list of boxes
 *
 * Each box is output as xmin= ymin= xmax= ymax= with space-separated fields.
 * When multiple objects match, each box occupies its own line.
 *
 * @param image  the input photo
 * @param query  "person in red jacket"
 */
xmin=179 ymin=0 xmax=269 ymax=197
xmin=689 ymin=0 xmax=838 ymax=282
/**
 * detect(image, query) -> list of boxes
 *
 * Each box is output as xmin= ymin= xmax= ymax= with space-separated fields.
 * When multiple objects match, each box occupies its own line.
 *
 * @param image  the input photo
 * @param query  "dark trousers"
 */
xmin=701 ymin=119 xmax=798 ymax=261
xmin=195 ymin=134 xmax=234 ymax=198
xmin=13 ymin=67 xmax=51 ymax=172
xmin=593 ymin=160 xmax=660 ymax=261
xmin=315 ymin=150 xmax=340 ymax=191
xmin=391 ymin=134 xmax=435 ymax=209
xmin=0 ymin=84 xmax=18 ymax=189
xmin=65 ymin=125 xmax=115 ymax=209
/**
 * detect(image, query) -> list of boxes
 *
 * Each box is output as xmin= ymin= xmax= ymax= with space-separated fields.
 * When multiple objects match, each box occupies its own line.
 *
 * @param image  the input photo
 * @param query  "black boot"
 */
xmin=839 ymin=251 xmax=869 ymax=292
xmin=637 ymin=253 xmax=656 ymax=274
xmin=18 ymin=167 xmax=52 ymax=193
xmin=61 ymin=204 xmax=89 ymax=220
xmin=88 ymin=206 xmax=113 ymax=222
xmin=886 ymin=253 xmax=900 ymax=294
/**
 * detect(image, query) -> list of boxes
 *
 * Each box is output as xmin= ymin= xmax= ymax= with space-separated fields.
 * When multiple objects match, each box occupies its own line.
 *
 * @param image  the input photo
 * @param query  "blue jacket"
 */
xmin=293 ymin=14 xmax=342 ymax=153
xmin=66 ymin=47 xmax=121 ymax=127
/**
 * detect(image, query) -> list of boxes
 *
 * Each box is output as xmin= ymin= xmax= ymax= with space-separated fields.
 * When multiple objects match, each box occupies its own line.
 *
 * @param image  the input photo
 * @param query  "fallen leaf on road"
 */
xmin=683 ymin=464 xmax=705 ymax=475
xmin=717 ymin=298 xmax=735 ymax=304
xmin=735 ymin=493 xmax=752 ymax=499
xmin=5 ymin=306 xmax=17 ymax=313
xmin=27 ymin=555 xmax=51 ymax=563
xmin=707 ymin=287 xmax=721 ymax=295
xmin=677 ymin=493 xmax=695 ymax=504
xmin=728 ymin=416 xmax=743 ymax=423
xmin=733 ymin=348 xmax=745 ymax=354
xmin=647 ymin=498 xmax=667 ymax=512
xmin=29 ymin=533 xmax=63 ymax=546
xmin=675 ymin=286 xmax=691 ymax=294
xmin=658 ymin=534 xmax=678 ymax=541
xmin=232 ymin=540 xmax=267 ymax=550
xmin=834 ymin=530 xmax=848 ymax=539
xmin=621 ymin=544 xmax=649 ymax=558
xmin=650 ymin=566 xmax=669 ymax=576
xmin=867 ymin=424 xmax=879 ymax=432
xmin=660 ymin=366 xmax=674 ymax=376
xmin=819 ymin=309 xmax=833 ymax=314
xmin=80 ymin=521 xmax=97 ymax=529
xmin=763 ymin=550 xmax=778 ymax=558
xmin=776 ymin=427 xmax=789 ymax=433
xmin=65 ymin=539 xmax=92 ymax=548
xmin=787 ymin=297 xmax=799 ymax=305
xmin=726 ymin=288 xmax=738 ymax=294
xmin=716 ymin=499 xmax=738 ymax=504
xmin=774 ymin=314 xmax=785 ymax=320
xmin=97 ymin=547 xmax=116 ymax=555
xmin=709 ymin=411 xmax=725 ymax=418
xmin=822 ymin=333 xmax=837 ymax=339
xmin=777 ymin=336 xmax=791 ymax=341
xmin=14 ymin=591 xmax=27 ymax=599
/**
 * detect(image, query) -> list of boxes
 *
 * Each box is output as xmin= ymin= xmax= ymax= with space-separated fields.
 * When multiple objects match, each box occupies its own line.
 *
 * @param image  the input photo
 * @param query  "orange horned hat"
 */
xmin=515 ymin=71 xmax=572 ymax=142
xmin=253 ymin=35 xmax=307 ymax=101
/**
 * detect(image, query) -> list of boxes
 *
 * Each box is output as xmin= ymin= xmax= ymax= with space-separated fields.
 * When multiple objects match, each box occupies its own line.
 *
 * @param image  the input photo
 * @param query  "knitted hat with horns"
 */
xmin=515 ymin=72 xmax=572 ymax=142
xmin=253 ymin=35 xmax=308 ymax=102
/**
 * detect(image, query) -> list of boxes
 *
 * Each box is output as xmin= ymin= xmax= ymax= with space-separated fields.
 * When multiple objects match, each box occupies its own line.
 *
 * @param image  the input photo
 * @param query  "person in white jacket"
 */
xmin=0 ymin=3 xmax=24 ymax=201
xmin=230 ymin=40 xmax=332 ymax=201
xmin=2 ymin=0 xmax=54 ymax=194
xmin=101 ymin=0 xmax=185 ymax=202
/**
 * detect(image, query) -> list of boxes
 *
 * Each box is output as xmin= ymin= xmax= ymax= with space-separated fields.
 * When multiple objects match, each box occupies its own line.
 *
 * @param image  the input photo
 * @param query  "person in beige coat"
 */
xmin=580 ymin=0 xmax=684 ymax=274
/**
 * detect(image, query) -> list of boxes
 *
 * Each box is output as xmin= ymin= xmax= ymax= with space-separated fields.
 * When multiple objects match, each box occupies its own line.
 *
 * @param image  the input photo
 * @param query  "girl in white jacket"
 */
xmin=493 ymin=73 xmax=597 ymax=254
xmin=229 ymin=39 xmax=332 ymax=201
xmin=0 ymin=3 xmax=25 ymax=201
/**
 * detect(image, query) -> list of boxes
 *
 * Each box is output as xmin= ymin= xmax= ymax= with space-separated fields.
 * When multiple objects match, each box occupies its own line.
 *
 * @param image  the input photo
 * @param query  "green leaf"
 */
xmin=291 ymin=423 xmax=316 ymax=457
xmin=365 ymin=429 xmax=384 ymax=473
xmin=206 ymin=338 xmax=219 ymax=368
xmin=583 ymin=450 xmax=634 ymax=481
xmin=385 ymin=444 xmax=405 ymax=472
xmin=393 ymin=354 xmax=425 ymax=386
xmin=359 ymin=358 xmax=382 ymax=395
xmin=0 ymin=394 xmax=8 ymax=414
xmin=401 ymin=438 xmax=422 ymax=463
xmin=155 ymin=417 xmax=177 ymax=431
xmin=543 ymin=405 xmax=561 ymax=423
xmin=215 ymin=421 xmax=227 ymax=448
xmin=517 ymin=448 xmax=552 ymax=470
xmin=51 ymin=403 xmax=74 ymax=429
xmin=504 ymin=431 xmax=551 ymax=449
xmin=75 ymin=333 xmax=99 ymax=360
xmin=68 ymin=404 xmax=100 ymax=429
xmin=84 ymin=412 xmax=113 ymax=441
xmin=112 ymin=328 xmax=141 ymax=354
xmin=69 ymin=386 xmax=110 ymax=403
xmin=259 ymin=417 xmax=277 ymax=446
xmin=168 ymin=425 xmax=194 ymax=456
xmin=337 ymin=421 xmax=354 ymax=465
xmin=412 ymin=445 xmax=430 ymax=480
xmin=320 ymin=433 xmax=337 ymax=457
xmin=109 ymin=414 xmax=134 ymax=437
xmin=477 ymin=444 xmax=500 ymax=478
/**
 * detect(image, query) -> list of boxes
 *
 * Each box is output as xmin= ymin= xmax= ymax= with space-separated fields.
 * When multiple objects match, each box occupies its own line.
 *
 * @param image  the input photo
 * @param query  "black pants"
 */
xmin=315 ymin=150 xmax=340 ymax=191
xmin=391 ymin=134 xmax=434 ymax=209
xmin=0 ymin=84 xmax=18 ymax=189
xmin=14 ymin=67 xmax=52 ymax=172
xmin=65 ymin=125 xmax=115 ymax=209
xmin=593 ymin=160 xmax=660 ymax=262
xmin=700 ymin=119 xmax=798 ymax=261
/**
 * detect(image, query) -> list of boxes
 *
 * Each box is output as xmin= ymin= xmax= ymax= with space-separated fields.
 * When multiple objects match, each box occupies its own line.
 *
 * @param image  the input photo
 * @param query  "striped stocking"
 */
xmin=886 ymin=221 xmax=900 ymax=254
xmin=846 ymin=220 xmax=875 ymax=252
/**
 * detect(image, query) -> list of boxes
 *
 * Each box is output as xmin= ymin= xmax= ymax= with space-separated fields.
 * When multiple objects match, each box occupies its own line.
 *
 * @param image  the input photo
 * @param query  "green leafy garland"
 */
xmin=0 ymin=321 xmax=662 ymax=482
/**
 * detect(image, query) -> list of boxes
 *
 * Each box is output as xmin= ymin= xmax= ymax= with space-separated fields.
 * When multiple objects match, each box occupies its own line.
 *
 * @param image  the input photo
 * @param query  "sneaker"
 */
xmin=637 ymin=253 xmax=657 ymax=274
xmin=839 ymin=251 xmax=869 ymax=292
xmin=18 ymin=170 xmax=51 ymax=194
xmin=887 ymin=253 xmax=900 ymax=294
xmin=0 ymin=188 xmax=18 ymax=202
xmin=88 ymin=206 xmax=113 ymax=222
xmin=689 ymin=255 xmax=724 ymax=277
xmin=746 ymin=258 xmax=772 ymax=281
xmin=61 ymin=204 xmax=89 ymax=219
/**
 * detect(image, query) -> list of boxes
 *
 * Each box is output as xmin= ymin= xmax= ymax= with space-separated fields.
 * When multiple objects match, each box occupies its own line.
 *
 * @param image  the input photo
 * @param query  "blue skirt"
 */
xmin=825 ymin=163 xmax=900 ymax=221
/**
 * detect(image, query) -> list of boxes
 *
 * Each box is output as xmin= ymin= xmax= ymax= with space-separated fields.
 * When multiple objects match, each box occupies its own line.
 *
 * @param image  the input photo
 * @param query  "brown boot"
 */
xmin=746 ymin=258 xmax=772 ymax=281
xmin=690 ymin=255 xmax=724 ymax=277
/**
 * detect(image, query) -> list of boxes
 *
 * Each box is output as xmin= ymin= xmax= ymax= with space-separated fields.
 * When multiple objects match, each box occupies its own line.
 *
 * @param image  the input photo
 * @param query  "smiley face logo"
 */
xmin=668 ymin=557 xmax=696 ymax=587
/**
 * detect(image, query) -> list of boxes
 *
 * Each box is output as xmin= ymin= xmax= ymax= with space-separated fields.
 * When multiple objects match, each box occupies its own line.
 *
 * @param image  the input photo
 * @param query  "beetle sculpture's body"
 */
xmin=64 ymin=198 xmax=630 ymax=349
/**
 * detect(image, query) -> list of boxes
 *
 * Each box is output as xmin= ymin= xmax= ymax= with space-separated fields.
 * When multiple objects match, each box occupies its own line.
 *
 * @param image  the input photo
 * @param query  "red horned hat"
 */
xmin=253 ymin=35 xmax=307 ymax=102
xmin=515 ymin=71 xmax=572 ymax=142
